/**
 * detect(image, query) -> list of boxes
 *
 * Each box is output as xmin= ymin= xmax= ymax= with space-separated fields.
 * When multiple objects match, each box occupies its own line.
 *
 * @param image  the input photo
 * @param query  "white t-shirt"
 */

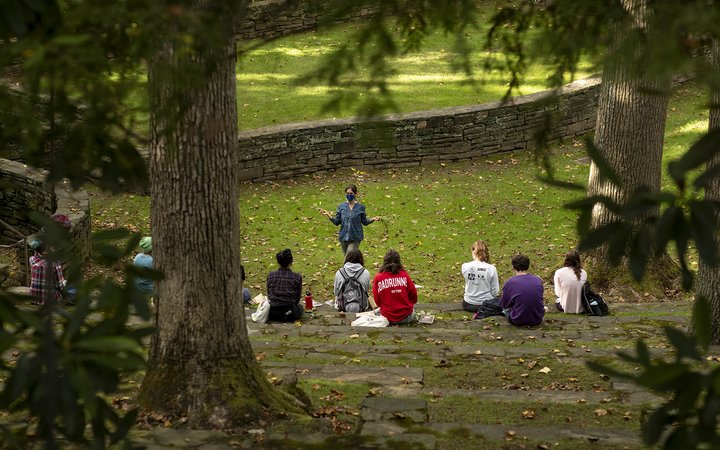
xmin=554 ymin=266 xmax=588 ymax=314
xmin=461 ymin=260 xmax=499 ymax=305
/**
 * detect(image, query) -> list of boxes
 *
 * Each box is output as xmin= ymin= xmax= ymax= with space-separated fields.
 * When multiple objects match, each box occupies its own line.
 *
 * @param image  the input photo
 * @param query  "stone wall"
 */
xmin=0 ymin=159 xmax=55 ymax=243
xmin=237 ymin=76 xmax=601 ymax=182
xmin=0 ymin=158 xmax=91 ymax=281
xmin=236 ymin=0 xmax=376 ymax=41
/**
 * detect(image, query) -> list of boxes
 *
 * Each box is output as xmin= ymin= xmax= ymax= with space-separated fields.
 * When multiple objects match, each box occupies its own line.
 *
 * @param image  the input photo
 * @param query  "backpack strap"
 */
xmin=339 ymin=268 xmax=350 ymax=282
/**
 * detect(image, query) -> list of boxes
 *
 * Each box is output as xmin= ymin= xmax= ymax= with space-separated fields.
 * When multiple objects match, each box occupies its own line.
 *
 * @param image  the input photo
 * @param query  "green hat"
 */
xmin=139 ymin=236 xmax=152 ymax=253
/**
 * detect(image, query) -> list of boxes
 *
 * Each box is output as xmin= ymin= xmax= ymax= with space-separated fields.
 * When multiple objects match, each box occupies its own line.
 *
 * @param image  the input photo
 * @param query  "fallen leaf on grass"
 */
xmin=538 ymin=367 xmax=551 ymax=374
xmin=349 ymin=334 xmax=360 ymax=339
xmin=594 ymin=409 xmax=608 ymax=417
xmin=522 ymin=409 xmax=535 ymax=419
xmin=527 ymin=360 xmax=538 ymax=370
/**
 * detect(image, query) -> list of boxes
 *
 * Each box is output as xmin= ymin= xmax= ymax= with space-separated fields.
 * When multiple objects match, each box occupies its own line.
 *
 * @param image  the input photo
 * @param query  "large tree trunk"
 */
xmin=138 ymin=1 xmax=303 ymax=426
xmin=697 ymin=40 xmax=720 ymax=344
xmin=585 ymin=0 xmax=677 ymax=296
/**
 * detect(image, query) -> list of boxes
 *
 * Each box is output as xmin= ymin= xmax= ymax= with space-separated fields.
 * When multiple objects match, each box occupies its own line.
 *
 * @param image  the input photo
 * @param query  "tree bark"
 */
xmin=138 ymin=1 xmax=304 ymax=426
xmin=697 ymin=40 xmax=720 ymax=344
xmin=585 ymin=0 xmax=677 ymax=295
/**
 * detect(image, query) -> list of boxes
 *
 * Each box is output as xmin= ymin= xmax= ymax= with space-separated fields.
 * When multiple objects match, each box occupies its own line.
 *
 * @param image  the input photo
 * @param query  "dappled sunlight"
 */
xmin=249 ymin=46 xmax=329 ymax=57
xmin=666 ymin=119 xmax=707 ymax=138
xmin=236 ymin=73 xmax=293 ymax=81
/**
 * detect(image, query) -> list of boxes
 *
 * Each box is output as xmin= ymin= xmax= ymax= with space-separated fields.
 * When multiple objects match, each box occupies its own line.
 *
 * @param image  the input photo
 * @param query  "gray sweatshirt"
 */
xmin=333 ymin=262 xmax=371 ymax=302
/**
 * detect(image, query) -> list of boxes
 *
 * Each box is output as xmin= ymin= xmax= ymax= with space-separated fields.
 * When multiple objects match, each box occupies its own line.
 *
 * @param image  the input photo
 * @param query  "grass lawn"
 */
xmin=237 ymin=5 xmax=596 ymax=130
xmin=85 ymin=80 xmax=708 ymax=304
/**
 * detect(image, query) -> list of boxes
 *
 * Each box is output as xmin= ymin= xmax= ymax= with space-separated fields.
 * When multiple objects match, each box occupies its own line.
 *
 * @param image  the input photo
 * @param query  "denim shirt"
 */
xmin=330 ymin=202 xmax=373 ymax=242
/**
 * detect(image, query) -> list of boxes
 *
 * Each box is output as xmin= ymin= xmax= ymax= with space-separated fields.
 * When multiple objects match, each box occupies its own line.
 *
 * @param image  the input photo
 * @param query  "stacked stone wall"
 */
xmin=236 ymin=0 xmax=377 ymax=41
xmin=0 ymin=160 xmax=55 ymax=243
xmin=237 ymin=77 xmax=601 ymax=182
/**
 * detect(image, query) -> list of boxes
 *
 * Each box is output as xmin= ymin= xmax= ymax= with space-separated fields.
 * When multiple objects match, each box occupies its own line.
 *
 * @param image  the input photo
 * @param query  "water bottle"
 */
xmin=304 ymin=290 xmax=313 ymax=311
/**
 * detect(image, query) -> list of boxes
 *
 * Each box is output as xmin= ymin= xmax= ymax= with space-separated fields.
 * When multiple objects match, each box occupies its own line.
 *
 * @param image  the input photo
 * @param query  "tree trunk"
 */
xmin=585 ymin=0 xmax=677 ymax=296
xmin=697 ymin=40 xmax=720 ymax=344
xmin=138 ymin=1 xmax=304 ymax=426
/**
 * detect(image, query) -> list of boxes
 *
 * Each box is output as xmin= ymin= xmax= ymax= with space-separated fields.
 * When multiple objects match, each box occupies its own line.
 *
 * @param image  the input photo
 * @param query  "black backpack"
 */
xmin=472 ymin=297 xmax=505 ymax=319
xmin=337 ymin=268 xmax=368 ymax=313
xmin=582 ymin=282 xmax=609 ymax=316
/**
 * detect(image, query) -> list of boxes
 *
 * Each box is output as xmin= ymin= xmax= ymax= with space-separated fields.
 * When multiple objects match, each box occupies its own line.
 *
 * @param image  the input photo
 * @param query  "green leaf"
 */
xmin=693 ymin=296 xmax=712 ymax=353
xmin=665 ymin=326 xmax=702 ymax=361
xmin=636 ymin=363 xmax=688 ymax=389
xmin=642 ymin=406 xmax=669 ymax=446
xmin=73 ymin=336 xmax=142 ymax=354
xmin=655 ymin=205 xmax=684 ymax=257
xmin=628 ymin=229 xmax=651 ymax=281
xmin=636 ymin=340 xmax=651 ymax=365
xmin=688 ymin=200 xmax=719 ymax=267
xmin=578 ymin=222 xmax=625 ymax=253
xmin=78 ymin=354 xmax=146 ymax=371
xmin=585 ymin=137 xmax=620 ymax=186
xmin=673 ymin=129 xmax=720 ymax=178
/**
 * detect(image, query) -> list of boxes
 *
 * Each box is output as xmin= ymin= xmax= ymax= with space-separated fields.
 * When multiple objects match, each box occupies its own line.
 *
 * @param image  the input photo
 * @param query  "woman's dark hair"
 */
xmin=345 ymin=184 xmax=358 ymax=194
xmin=379 ymin=249 xmax=404 ymax=274
xmin=511 ymin=254 xmax=530 ymax=272
xmin=344 ymin=248 xmax=364 ymax=266
xmin=276 ymin=248 xmax=293 ymax=268
xmin=563 ymin=250 xmax=582 ymax=280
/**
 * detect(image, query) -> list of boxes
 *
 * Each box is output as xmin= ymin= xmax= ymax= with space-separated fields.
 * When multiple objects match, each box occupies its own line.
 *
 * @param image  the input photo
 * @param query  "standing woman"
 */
xmin=553 ymin=250 xmax=587 ymax=313
xmin=321 ymin=184 xmax=380 ymax=254
xmin=372 ymin=249 xmax=418 ymax=325
xmin=461 ymin=240 xmax=500 ymax=313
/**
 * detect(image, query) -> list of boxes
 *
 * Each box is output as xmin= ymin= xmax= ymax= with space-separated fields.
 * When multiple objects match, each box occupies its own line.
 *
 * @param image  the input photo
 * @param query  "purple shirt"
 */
xmin=500 ymin=274 xmax=544 ymax=326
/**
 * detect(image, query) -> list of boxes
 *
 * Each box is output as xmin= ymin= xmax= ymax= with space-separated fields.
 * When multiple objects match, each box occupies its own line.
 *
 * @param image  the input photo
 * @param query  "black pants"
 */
xmin=268 ymin=303 xmax=304 ymax=322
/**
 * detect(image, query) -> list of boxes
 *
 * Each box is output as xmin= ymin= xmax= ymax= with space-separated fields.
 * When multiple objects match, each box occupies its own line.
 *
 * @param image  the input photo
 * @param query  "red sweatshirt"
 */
xmin=372 ymin=270 xmax=418 ymax=323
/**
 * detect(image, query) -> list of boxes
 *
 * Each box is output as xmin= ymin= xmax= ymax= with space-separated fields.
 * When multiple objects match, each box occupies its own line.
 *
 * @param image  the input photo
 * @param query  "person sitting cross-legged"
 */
xmin=267 ymin=248 xmax=304 ymax=322
xmin=500 ymin=254 xmax=545 ymax=327
xmin=333 ymin=248 xmax=371 ymax=312
xmin=372 ymin=249 xmax=418 ymax=325
xmin=461 ymin=240 xmax=500 ymax=313
xmin=553 ymin=250 xmax=587 ymax=314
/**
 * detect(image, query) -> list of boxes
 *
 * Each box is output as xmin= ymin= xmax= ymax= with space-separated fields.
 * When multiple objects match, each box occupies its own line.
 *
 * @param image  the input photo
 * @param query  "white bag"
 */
xmin=351 ymin=314 xmax=389 ymax=328
xmin=251 ymin=299 xmax=270 ymax=323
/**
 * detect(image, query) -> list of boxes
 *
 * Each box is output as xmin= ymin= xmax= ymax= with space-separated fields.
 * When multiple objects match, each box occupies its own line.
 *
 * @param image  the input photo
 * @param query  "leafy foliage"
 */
xmin=588 ymin=298 xmax=720 ymax=448
xmin=0 ymin=221 xmax=155 ymax=449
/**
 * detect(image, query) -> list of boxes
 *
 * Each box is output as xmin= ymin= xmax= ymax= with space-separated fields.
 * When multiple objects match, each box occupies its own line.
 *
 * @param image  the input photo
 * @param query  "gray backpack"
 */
xmin=338 ymin=268 xmax=368 ymax=313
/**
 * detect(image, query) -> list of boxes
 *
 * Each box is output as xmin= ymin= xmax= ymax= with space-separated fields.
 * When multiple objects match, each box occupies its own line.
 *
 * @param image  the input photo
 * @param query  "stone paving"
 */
xmin=220 ymin=300 xmax=690 ymax=449
xmin=3 ymin=295 xmax=695 ymax=449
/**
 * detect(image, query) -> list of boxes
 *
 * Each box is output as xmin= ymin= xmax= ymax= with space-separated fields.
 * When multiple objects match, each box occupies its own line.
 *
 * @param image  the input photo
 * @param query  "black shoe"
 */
xmin=554 ymin=302 xmax=564 ymax=313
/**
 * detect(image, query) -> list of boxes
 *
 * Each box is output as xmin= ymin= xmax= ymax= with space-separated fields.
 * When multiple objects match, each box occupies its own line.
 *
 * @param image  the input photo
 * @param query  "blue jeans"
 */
xmin=391 ymin=311 xmax=415 ymax=325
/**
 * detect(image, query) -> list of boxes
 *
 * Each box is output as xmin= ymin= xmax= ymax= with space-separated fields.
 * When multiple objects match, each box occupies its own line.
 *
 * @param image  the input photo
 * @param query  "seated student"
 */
xmin=240 ymin=264 xmax=251 ymax=304
xmin=29 ymin=240 xmax=66 ymax=305
xmin=461 ymin=240 xmax=500 ymax=313
xmin=132 ymin=236 xmax=155 ymax=300
xmin=500 ymin=254 xmax=544 ymax=327
xmin=553 ymin=250 xmax=587 ymax=314
xmin=333 ymin=248 xmax=371 ymax=312
xmin=372 ymin=249 xmax=418 ymax=324
xmin=267 ymin=248 xmax=303 ymax=322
